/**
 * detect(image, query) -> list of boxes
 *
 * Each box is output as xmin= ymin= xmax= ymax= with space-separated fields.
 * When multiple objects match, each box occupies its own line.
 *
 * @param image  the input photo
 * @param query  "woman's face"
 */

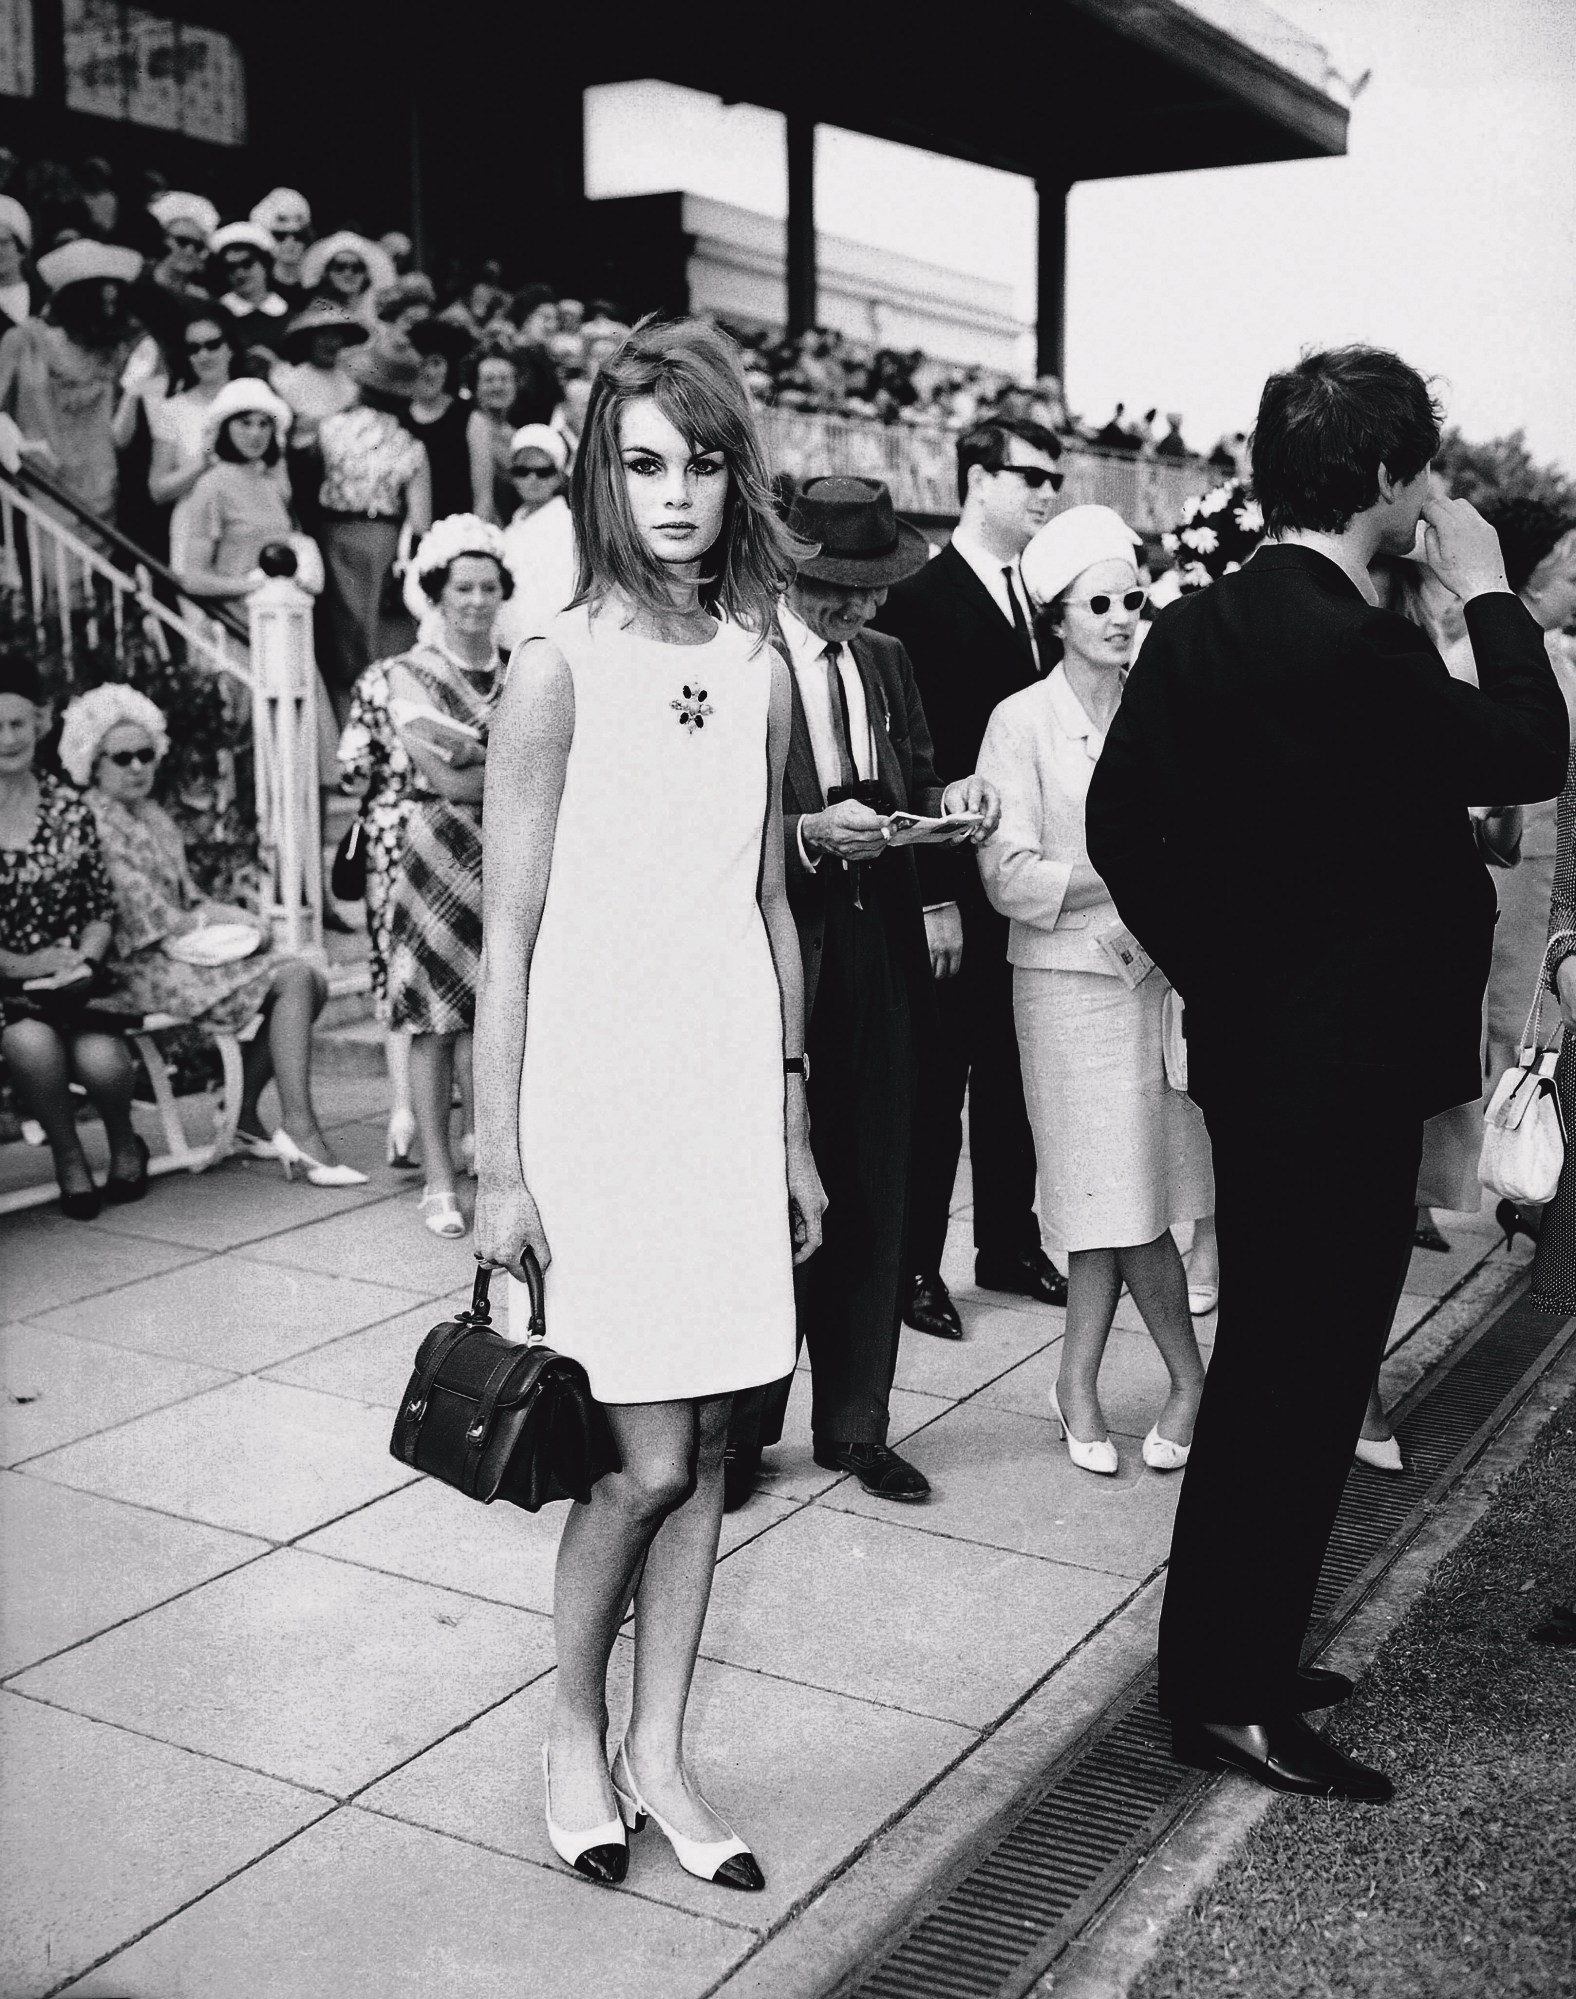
xmin=439 ymin=555 xmax=504 ymax=641
xmin=1528 ymin=535 xmax=1576 ymax=634
xmin=522 ymin=302 xmax=558 ymax=346
xmin=0 ymin=693 xmax=44 ymax=777
xmin=184 ymin=318 xmax=231 ymax=387
xmin=475 ymin=357 xmax=517 ymax=416
xmin=222 ymin=247 xmax=269 ymax=303
xmin=0 ymin=224 xmax=22 ymax=285
xmin=508 ymin=451 xmax=561 ymax=517
xmin=414 ymin=353 xmax=449 ymax=401
xmin=325 ymin=252 xmax=368 ymax=300
xmin=1055 ymin=558 xmax=1144 ymax=672
xmin=94 ymin=721 xmax=160 ymax=802
xmin=225 ymin=411 xmax=275 ymax=463
xmin=307 ymin=329 xmax=352 ymax=371
xmin=270 ymin=226 xmax=307 ymax=280
xmin=162 ymin=226 xmax=208 ymax=280
xmin=618 ymin=397 xmax=729 ymax=571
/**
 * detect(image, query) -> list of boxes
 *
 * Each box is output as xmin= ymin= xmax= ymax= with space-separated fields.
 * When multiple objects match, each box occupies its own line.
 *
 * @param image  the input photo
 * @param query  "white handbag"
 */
xmin=1161 ymin=986 xmax=1188 ymax=1093
xmin=1477 ymin=930 xmax=1575 ymax=1207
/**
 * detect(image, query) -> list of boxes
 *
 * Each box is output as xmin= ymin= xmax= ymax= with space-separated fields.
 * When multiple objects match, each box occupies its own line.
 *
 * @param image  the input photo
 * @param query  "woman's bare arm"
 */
xmin=471 ymin=637 xmax=574 ymax=1276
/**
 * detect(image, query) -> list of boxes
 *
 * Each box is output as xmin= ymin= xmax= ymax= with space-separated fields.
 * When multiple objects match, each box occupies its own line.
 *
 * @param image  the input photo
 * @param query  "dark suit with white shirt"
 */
xmin=876 ymin=541 xmax=1044 ymax=1280
xmin=750 ymin=619 xmax=945 ymax=1448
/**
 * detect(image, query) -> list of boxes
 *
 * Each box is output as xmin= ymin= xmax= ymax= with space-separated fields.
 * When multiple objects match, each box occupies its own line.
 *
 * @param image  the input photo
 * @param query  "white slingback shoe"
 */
xmin=541 ymin=1742 xmax=627 ymax=1885
xmin=1048 ymin=1385 xmax=1119 ymax=1477
xmin=611 ymin=1741 xmax=764 ymax=1891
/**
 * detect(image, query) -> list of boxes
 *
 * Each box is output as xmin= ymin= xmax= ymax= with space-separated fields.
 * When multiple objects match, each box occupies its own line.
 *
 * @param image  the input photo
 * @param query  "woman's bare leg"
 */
xmin=266 ymin=962 xmax=337 ymax=1159
xmin=454 ymin=1030 xmax=475 ymax=1159
xmin=1187 ymin=1211 xmax=1219 ymax=1289
xmin=3 ymin=1019 xmax=95 ymax=1195
xmin=409 ymin=1032 xmax=457 ymax=1194
xmin=385 ymin=1024 xmax=414 ymax=1124
xmin=1056 ymin=1247 xmax=1121 ymax=1442
xmin=549 ymin=1399 xmax=699 ymax=1833
xmin=624 ymin=1393 xmax=735 ymax=1840
xmin=1118 ymin=1231 xmax=1207 ymax=1445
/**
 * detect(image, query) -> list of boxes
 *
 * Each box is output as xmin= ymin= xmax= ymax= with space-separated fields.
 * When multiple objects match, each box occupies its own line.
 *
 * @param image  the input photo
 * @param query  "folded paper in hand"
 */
xmin=880 ymin=810 xmax=982 ymax=850
xmin=1094 ymin=921 xmax=1156 ymax=990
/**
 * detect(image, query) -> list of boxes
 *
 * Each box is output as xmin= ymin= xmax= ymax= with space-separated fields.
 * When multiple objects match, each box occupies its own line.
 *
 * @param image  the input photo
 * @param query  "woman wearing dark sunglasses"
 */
xmin=976 ymin=504 xmax=1213 ymax=1478
xmin=146 ymin=311 xmax=235 ymax=510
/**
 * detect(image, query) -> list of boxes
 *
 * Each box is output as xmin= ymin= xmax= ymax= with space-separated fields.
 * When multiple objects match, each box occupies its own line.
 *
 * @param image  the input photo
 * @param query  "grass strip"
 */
xmin=1129 ymin=1385 xmax=1576 ymax=1999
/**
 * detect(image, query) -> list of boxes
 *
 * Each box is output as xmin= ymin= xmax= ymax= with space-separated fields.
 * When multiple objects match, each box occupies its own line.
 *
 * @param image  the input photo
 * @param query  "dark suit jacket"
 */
xmin=876 ymin=542 xmax=1039 ymax=907
xmin=1085 ymin=545 xmax=1568 ymax=1116
xmin=783 ymin=625 xmax=946 ymax=1024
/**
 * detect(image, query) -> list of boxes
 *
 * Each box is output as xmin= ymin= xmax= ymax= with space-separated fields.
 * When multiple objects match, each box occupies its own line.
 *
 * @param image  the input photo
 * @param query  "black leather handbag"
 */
xmin=330 ymin=815 xmax=367 ymax=902
xmin=388 ymin=1257 xmax=619 ymax=1510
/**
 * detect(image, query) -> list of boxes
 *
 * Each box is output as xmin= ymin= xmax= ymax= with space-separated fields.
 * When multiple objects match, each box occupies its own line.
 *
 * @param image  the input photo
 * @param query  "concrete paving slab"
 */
xmin=14 ymin=1547 xmax=554 ymax=1796
xmin=300 ymin=1476 xmax=563 ymax=1613
xmin=0 ymin=1691 xmax=327 ymax=1999
xmin=363 ymin=1646 xmax=973 ymax=1930
xmin=62 ymin=1805 xmax=750 ymax=1999
xmin=701 ymin=1505 xmax=1132 ymax=1728
xmin=86 ymin=1150 xmax=394 ymax=1253
xmin=260 ymin=1289 xmax=474 ymax=1407
xmin=23 ymin=1375 xmax=417 ymax=1542
xmin=236 ymin=1192 xmax=476 ymax=1297
xmin=1396 ymin=1232 xmax=1499 ymax=1296
xmin=0 ymin=1471 xmax=265 ymax=1677
xmin=891 ymin=1299 xmax=1061 ymax=1399
xmin=821 ymin=1400 xmax=1182 ymax=1581
xmin=0 ymin=1322 xmax=230 ymax=1466
xmin=31 ymin=1256 xmax=430 ymax=1373
xmin=0 ymin=1212 xmax=204 ymax=1322
xmin=975 ymin=1326 xmax=1208 ymax=1441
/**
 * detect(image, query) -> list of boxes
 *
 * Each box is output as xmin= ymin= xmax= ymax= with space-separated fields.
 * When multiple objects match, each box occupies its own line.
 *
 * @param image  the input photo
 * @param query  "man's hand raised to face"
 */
xmin=1420 ymin=494 xmax=1512 ymax=604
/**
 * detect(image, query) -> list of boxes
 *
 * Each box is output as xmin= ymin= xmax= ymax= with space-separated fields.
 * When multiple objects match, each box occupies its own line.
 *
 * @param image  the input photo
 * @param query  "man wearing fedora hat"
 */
xmin=725 ymin=476 xmax=1001 ymax=1508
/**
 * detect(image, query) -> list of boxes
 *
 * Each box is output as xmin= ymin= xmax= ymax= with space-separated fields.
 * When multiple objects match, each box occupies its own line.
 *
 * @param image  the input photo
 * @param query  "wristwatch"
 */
xmin=784 ymin=1054 xmax=811 ymax=1082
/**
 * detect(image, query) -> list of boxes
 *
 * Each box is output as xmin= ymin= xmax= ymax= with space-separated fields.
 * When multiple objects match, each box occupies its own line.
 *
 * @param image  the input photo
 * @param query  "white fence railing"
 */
xmin=755 ymin=407 xmax=1214 ymax=532
xmin=0 ymin=468 xmax=323 ymax=954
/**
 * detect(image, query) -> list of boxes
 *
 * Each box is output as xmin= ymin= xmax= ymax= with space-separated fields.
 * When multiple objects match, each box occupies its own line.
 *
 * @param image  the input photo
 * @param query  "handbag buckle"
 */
xmin=467 ymin=1420 xmax=487 ymax=1442
xmin=406 ymin=1397 xmax=426 ymax=1422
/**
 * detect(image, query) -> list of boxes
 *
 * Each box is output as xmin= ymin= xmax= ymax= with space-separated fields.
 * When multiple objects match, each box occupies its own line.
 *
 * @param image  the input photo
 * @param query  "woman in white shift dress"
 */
xmin=474 ymin=320 xmax=824 ymax=1895
xmin=978 ymin=506 xmax=1212 ymax=1480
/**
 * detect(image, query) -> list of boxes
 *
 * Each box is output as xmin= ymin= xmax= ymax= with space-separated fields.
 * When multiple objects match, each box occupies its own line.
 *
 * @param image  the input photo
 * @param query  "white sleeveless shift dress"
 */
xmin=507 ymin=602 xmax=798 ymax=1402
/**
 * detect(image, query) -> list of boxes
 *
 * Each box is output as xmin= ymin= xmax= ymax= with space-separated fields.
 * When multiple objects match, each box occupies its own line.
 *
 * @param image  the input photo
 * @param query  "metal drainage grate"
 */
xmin=841 ymin=1286 xmax=1574 ymax=1999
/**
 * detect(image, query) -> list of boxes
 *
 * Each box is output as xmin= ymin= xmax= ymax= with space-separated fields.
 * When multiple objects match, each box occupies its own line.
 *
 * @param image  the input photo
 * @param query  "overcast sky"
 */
xmin=588 ymin=0 xmax=1575 ymax=473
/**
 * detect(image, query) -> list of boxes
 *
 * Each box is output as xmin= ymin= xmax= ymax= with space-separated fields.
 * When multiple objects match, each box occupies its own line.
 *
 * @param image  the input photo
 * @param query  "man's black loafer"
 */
xmin=1294 ymin=1665 xmax=1354 ymax=1709
xmin=813 ymin=1440 xmax=931 ymax=1501
xmin=1171 ymin=1714 xmax=1392 ymax=1801
xmin=905 ymin=1275 xmax=964 ymax=1340
xmin=975 ymin=1248 xmax=1068 ymax=1307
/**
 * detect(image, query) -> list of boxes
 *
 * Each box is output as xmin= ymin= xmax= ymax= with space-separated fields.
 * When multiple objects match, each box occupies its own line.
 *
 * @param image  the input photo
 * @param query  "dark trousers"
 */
xmin=1157 ymin=1070 xmax=1422 ymax=1720
xmin=736 ymin=870 xmax=914 ymax=1451
xmin=908 ymin=892 xmax=1039 ymax=1277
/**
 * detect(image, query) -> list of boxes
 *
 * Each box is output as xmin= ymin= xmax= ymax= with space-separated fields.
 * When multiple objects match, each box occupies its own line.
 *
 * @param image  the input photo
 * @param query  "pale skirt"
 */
xmin=1014 ymin=965 xmax=1214 ymax=1254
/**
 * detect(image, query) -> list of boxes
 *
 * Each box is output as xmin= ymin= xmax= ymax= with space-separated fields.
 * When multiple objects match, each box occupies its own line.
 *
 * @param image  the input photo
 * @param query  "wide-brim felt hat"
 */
xmin=346 ymin=339 xmax=420 ymax=400
xmin=279 ymin=302 xmax=369 ymax=359
xmin=787 ymin=476 xmax=929 ymax=588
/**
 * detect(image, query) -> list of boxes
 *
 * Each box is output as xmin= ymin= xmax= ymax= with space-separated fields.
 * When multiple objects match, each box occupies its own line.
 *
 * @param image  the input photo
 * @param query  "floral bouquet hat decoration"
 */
xmin=1161 ymin=479 xmax=1265 ymax=594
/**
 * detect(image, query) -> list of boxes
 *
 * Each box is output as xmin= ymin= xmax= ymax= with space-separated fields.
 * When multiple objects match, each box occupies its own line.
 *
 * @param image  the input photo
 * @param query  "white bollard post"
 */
xmin=247 ymin=570 xmax=323 ymax=957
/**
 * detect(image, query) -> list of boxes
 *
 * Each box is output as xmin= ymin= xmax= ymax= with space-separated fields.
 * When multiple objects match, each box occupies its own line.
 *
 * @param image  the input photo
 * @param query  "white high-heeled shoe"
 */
xmin=1141 ymin=1424 xmax=1191 ymax=1471
xmin=1354 ymin=1433 xmax=1404 ymax=1474
xmin=611 ymin=1741 xmax=764 ymax=1891
xmin=270 ymin=1129 xmax=368 ymax=1186
xmin=1048 ymin=1385 xmax=1119 ymax=1477
xmin=385 ymin=1108 xmax=418 ymax=1170
xmin=541 ymin=1742 xmax=627 ymax=1884
xmin=232 ymin=1128 xmax=279 ymax=1163
xmin=420 ymin=1187 xmax=467 ymax=1239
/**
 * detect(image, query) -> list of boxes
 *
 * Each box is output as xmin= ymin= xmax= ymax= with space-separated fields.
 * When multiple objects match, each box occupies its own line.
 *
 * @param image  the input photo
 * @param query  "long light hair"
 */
xmin=570 ymin=317 xmax=807 ymax=638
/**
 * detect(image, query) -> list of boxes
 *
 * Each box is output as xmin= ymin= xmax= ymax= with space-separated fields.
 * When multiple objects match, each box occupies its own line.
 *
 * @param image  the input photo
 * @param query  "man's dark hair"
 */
xmin=1251 ymin=345 xmax=1442 ymax=536
xmin=1480 ymin=497 xmax=1576 ymax=596
xmin=956 ymin=415 xmax=1062 ymax=506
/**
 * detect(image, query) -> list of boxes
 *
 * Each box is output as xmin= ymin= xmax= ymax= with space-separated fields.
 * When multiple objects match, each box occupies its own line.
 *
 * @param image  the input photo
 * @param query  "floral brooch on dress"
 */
xmin=672 ymin=685 xmax=714 ymax=732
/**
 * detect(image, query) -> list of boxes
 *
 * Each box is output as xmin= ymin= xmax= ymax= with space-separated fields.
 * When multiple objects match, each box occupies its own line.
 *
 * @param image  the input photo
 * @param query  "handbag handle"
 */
xmin=1521 ymin=928 xmax=1576 ymax=1060
xmin=472 ymin=1250 xmax=546 ymax=1346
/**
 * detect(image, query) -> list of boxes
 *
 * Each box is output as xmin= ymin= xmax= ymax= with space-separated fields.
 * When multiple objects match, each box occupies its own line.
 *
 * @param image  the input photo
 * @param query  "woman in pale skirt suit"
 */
xmin=474 ymin=320 xmax=825 ymax=1894
xmin=977 ymin=506 xmax=1212 ymax=1477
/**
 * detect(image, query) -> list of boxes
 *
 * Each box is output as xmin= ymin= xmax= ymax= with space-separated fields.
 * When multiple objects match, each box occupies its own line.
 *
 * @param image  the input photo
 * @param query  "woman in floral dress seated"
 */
xmin=1 ymin=658 xmax=147 ymax=1217
xmin=62 ymin=685 xmax=366 ymax=1188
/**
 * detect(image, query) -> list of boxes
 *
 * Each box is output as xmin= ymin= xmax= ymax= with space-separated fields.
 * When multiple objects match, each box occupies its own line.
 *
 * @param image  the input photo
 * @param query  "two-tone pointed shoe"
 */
xmin=611 ymin=1742 xmax=764 ymax=1891
xmin=541 ymin=1743 xmax=628 ymax=1884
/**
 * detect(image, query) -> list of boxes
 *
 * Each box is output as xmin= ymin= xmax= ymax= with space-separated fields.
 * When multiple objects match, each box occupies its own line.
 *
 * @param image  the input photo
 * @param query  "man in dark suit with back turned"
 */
xmin=724 ymin=477 xmax=1000 ymax=1507
xmin=1087 ymin=346 xmax=1567 ymax=1801
xmin=878 ymin=417 xmax=1070 ymax=1341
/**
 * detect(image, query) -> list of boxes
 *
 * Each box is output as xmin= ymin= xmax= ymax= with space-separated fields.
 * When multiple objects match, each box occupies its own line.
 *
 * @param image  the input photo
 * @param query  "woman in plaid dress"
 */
xmin=385 ymin=514 xmax=510 ymax=1236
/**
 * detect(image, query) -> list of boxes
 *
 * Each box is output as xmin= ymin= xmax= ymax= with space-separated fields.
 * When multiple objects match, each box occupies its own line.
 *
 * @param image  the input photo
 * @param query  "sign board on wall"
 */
xmin=63 ymin=0 xmax=246 ymax=144
xmin=0 ymin=0 xmax=35 ymax=98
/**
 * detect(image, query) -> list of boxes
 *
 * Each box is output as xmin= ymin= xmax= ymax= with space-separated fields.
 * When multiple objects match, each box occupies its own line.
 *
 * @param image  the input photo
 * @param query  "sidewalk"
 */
xmin=0 ymin=1071 xmax=1530 ymax=1999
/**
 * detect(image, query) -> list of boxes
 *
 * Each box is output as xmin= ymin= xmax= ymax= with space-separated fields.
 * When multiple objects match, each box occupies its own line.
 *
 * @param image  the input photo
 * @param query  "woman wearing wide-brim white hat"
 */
xmin=977 ymin=503 xmax=1214 ymax=1477
xmin=298 ymin=231 xmax=396 ymax=326
xmin=169 ymin=378 xmax=301 ymax=604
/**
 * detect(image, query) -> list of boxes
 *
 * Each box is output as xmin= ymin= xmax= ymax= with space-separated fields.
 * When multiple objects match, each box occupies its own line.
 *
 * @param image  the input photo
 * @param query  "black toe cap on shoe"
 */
xmin=573 ymin=1842 xmax=630 ymax=1884
xmin=713 ymin=1852 xmax=765 ymax=1891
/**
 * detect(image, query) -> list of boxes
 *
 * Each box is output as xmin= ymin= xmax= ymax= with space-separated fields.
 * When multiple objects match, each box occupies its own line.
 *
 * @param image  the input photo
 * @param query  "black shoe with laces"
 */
xmin=812 ymin=1439 xmax=930 ymax=1501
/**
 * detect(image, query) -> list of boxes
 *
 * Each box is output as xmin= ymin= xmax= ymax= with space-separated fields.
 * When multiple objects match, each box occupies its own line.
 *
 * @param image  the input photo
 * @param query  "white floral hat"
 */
xmin=58 ymin=684 xmax=169 ymax=787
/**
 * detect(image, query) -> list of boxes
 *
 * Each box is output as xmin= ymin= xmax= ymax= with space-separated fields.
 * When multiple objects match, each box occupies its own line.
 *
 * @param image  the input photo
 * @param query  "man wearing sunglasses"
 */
xmin=878 ymin=416 xmax=1070 ymax=1342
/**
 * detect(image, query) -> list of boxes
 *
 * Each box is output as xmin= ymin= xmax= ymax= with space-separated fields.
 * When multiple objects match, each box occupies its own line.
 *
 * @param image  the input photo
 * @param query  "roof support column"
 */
xmin=1035 ymin=173 xmax=1071 ymax=381
xmin=786 ymin=109 xmax=817 ymax=336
